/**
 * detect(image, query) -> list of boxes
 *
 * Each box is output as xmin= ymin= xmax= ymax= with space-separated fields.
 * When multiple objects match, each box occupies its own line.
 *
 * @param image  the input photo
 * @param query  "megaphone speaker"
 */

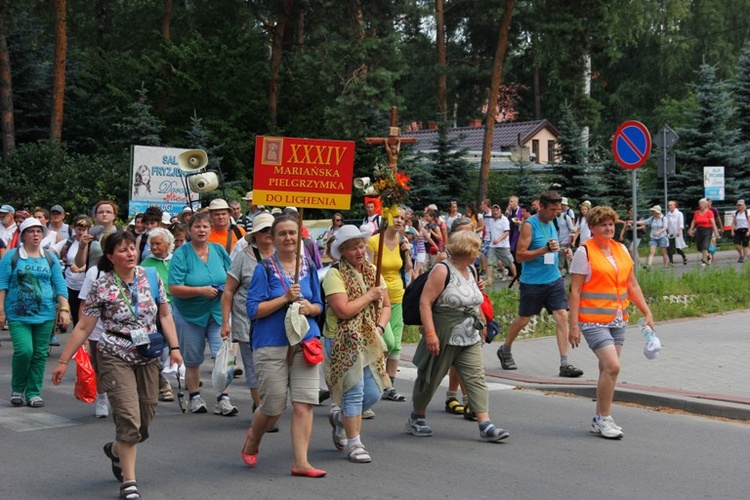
xmin=178 ymin=149 xmax=209 ymax=173
xmin=188 ymin=171 xmax=220 ymax=193
xmin=363 ymin=185 xmax=378 ymax=196
xmin=353 ymin=177 xmax=371 ymax=190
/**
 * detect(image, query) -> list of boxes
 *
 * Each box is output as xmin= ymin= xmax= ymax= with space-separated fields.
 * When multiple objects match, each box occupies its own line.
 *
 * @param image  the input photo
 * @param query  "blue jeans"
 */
xmin=324 ymin=337 xmax=381 ymax=417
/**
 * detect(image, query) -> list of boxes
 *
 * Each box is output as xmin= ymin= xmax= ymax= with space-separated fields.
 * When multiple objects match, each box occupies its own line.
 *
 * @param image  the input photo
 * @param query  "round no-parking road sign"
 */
xmin=612 ymin=120 xmax=651 ymax=170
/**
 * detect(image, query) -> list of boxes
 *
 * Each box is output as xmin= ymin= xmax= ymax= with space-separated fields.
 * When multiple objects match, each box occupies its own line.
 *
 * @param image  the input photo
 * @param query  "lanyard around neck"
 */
xmin=114 ymin=272 xmax=138 ymax=318
xmin=270 ymin=255 xmax=292 ymax=291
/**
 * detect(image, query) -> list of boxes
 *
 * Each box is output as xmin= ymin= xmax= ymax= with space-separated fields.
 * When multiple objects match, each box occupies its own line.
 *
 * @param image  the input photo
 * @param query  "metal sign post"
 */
xmin=612 ymin=120 xmax=652 ymax=275
xmin=654 ymin=124 xmax=679 ymax=212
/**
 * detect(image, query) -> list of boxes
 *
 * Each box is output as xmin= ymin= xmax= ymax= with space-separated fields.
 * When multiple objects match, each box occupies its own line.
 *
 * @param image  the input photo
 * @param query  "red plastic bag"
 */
xmin=72 ymin=346 xmax=97 ymax=403
xmin=480 ymin=293 xmax=494 ymax=323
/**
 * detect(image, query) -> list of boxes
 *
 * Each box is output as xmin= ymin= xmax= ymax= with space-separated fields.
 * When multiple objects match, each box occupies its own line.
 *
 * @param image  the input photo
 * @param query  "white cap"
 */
xmin=19 ymin=217 xmax=47 ymax=236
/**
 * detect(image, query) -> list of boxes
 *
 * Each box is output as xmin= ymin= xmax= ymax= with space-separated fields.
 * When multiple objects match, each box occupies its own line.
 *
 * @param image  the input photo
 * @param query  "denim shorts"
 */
xmin=172 ymin=306 xmax=222 ymax=367
xmin=581 ymin=325 xmax=627 ymax=351
xmin=518 ymin=278 xmax=568 ymax=317
xmin=650 ymin=236 xmax=669 ymax=248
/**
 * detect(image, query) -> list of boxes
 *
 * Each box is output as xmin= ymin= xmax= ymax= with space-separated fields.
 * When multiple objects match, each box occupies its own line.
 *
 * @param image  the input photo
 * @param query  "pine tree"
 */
xmin=547 ymin=101 xmax=595 ymax=202
xmin=185 ymin=110 xmax=223 ymax=170
xmin=730 ymin=43 xmax=750 ymax=197
xmin=401 ymin=120 xmax=472 ymax=211
xmin=674 ymin=64 xmax=740 ymax=209
xmin=508 ymin=160 xmax=543 ymax=203
xmin=114 ymin=84 xmax=164 ymax=147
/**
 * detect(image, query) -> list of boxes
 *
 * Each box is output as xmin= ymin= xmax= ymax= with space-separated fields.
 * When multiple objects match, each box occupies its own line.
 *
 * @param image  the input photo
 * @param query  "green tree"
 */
xmin=730 ymin=42 xmax=750 ymax=196
xmin=114 ymin=85 xmax=164 ymax=147
xmin=547 ymin=102 xmax=596 ymax=202
xmin=674 ymin=64 xmax=740 ymax=208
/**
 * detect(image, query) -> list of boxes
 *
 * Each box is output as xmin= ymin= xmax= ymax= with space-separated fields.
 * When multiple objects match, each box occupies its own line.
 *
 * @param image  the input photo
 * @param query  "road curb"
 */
xmin=523 ymin=383 xmax=750 ymax=422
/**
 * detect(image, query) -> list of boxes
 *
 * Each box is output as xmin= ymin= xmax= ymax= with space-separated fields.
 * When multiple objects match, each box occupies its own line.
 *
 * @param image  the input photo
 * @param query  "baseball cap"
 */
xmin=0 ymin=204 xmax=15 ymax=214
xmin=50 ymin=205 xmax=65 ymax=214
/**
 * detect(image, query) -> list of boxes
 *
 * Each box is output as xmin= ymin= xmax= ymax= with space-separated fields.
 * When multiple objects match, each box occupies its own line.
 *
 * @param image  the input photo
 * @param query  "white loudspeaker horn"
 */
xmin=178 ymin=149 xmax=209 ymax=173
xmin=363 ymin=185 xmax=378 ymax=196
xmin=188 ymin=172 xmax=220 ymax=193
xmin=353 ymin=177 xmax=371 ymax=189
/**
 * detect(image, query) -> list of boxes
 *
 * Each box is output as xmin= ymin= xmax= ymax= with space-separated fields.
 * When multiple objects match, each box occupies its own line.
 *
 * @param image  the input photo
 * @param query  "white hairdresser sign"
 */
xmin=703 ymin=166 xmax=725 ymax=201
xmin=129 ymin=145 xmax=199 ymax=217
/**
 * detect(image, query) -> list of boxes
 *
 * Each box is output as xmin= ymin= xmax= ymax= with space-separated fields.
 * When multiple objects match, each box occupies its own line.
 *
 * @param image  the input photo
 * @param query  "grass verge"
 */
xmin=403 ymin=264 xmax=750 ymax=343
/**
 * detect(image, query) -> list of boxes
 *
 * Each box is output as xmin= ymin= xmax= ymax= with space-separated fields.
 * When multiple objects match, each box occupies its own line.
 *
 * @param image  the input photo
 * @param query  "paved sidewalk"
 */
xmin=402 ymin=309 xmax=750 ymax=421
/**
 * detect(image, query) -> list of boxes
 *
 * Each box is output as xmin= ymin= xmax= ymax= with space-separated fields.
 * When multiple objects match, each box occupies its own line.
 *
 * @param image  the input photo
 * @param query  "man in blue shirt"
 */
xmin=496 ymin=191 xmax=583 ymax=378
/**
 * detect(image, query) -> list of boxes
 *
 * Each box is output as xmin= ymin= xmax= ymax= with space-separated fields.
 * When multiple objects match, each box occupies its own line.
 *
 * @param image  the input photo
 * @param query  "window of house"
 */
xmin=532 ymin=139 xmax=539 ymax=162
xmin=547 ymin=140 xmax=556 ymax=164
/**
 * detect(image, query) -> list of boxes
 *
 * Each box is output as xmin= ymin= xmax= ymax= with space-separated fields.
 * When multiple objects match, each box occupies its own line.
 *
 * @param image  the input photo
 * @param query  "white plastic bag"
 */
xmin=212 ymin=338 xmax=236 ymax=394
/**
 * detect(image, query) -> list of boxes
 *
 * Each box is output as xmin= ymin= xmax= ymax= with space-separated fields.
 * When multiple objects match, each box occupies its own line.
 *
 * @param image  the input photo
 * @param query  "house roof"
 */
xmin=403 ymin=119 xmax=559 ymax=152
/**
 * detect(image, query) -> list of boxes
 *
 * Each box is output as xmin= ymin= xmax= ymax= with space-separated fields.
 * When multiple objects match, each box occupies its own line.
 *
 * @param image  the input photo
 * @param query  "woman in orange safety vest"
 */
xmin=568 ymin=206 xmax=654 ymax=440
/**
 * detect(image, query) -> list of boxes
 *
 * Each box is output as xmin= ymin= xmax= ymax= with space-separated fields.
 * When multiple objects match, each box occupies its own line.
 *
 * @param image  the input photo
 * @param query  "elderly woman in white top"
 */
xmin=665 ymin=200 xmax=688 ymax=266
xmin=730 ymin=199 xmax=749 ymax=263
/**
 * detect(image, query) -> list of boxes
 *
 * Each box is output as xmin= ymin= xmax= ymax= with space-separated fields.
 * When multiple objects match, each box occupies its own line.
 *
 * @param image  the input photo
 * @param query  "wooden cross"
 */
xmin=365 ymin=106 xmax=417 ymax=173
xmin=365 ymin=106 xmax=417 ymax=286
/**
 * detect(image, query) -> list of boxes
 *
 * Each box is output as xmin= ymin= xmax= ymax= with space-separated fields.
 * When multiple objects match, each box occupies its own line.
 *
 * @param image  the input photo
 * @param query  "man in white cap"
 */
xmin=0 ymin=204 xmax=17 ymax=248
xmin=237 ymin=191 xmax=266 ymax=233
xmin=208 ymin=198 xmax=245 ymax=253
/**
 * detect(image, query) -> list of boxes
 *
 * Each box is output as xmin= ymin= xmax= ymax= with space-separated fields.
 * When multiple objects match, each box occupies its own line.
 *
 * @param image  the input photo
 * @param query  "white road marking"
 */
xmin=0 ymin=406 xmax=79 ymax=432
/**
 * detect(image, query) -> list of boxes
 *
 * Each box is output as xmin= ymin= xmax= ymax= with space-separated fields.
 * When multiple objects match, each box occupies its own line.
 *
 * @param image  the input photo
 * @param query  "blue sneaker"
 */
xmin=49 ymin=335 xmax=60 ymax=346
xmin=406 ymin=415 xmax=433 ymax=437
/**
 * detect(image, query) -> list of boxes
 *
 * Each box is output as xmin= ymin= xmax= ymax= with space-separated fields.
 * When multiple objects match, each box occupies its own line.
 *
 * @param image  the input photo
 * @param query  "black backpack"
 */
xmin=402 ymin=262 xmax=450 ymax=326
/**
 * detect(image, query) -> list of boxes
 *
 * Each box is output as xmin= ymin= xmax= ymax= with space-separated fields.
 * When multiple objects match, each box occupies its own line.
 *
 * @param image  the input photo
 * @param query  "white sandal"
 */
xmin=347 ymin=444 xmax=372 ymax=463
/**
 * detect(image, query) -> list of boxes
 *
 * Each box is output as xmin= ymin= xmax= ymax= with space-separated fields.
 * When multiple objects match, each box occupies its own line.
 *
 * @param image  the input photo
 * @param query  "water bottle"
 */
xmin=638 ymin=318 xmax=661 ymax=359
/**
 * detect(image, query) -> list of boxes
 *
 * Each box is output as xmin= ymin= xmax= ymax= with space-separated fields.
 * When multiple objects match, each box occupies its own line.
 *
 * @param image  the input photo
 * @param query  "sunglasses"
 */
xmin=334 ymin=219 xmax=343 ymax=223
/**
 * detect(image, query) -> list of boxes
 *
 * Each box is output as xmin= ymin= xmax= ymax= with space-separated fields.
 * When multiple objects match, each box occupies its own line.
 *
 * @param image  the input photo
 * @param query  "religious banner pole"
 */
xmin=364 ymin=106 xmax=416 ymax=286
xmin=294 ymin=208 xmax=304 ymax=284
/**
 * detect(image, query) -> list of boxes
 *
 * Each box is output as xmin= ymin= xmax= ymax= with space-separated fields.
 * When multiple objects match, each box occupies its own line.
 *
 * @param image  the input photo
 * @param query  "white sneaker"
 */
xmin=591 ymin=416 xmax=623 ymax=439
xmin=362 ymin=409 xmax=375 ymax=419
xmin=188 ymin=395 xmax=208 ymax=414
xmin=214 ymin=397 xmax=239 ymax=416
xmin=95 ymin=395 xmax=110 ymax=418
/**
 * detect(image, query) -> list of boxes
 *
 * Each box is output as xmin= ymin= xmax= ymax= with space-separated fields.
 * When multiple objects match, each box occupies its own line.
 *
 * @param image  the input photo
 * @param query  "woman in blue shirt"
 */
xmin=0 ymin=218 xmax=70 ymax=407
xmin=242 ymin=214 xmax=325 ymax=478
xmin=168 ymin=212 xmax=234 ymax=416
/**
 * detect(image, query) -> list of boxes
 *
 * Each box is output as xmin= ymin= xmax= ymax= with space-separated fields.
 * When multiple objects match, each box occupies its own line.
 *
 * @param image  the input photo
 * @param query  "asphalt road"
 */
xmin=0 ymin=353 xmax=747 ymax=500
